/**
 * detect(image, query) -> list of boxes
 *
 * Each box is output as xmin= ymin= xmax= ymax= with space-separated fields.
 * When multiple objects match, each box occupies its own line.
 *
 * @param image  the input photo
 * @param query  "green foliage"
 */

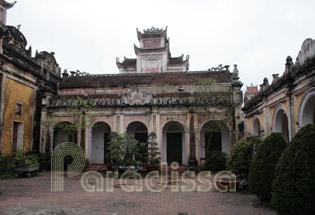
xmin=107 ymin=132 xmax=141 ymax=166
xmin=271 ymin=124 xmax=315 ymax=215
xmin=204 ymin=151 xmax=227 ymax=171
xmin=13 ymin=153 xmax=40 ymax=167
xmin=46 ymin=96 xmax=97 ymax=138
xmin=248 ymin=133 xmax=287 ymax=201
xmin=226 ymin=137 xmax=259 ymax=179
xmin=0 ymin=153 xmax=39 ymax=178
xmin=0 ymin=154 xmax=15 ymax=176
xmin=147 ymin=132 xmax=160 ymax=166
xmin=0 ymin=172 xmax=16 ymax=179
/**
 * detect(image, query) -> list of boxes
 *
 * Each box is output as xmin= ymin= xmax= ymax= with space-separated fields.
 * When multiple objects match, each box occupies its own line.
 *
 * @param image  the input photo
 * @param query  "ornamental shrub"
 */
xmin=226 ymin=137 xmax=259 ymax=180
xmin=248 ymin=133 xmax=287 ymax=201
xmin=204 ymin=151 xmax=227 ymax=171
xmin=271 ymin=124 xmax=315 ymax=215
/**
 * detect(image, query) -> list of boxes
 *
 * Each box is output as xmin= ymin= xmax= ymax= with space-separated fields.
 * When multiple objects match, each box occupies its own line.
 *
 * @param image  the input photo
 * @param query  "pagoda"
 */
xmin=116 ymin=26 xmax=189 ymax=74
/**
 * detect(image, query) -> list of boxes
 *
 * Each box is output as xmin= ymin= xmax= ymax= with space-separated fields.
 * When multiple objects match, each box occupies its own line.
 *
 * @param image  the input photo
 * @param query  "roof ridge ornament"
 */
xmin=208 ymin=64 xmax=229 ymax=72
xmin=143 ymin=26 xmax=165 ymax=33
xmin=70 ymin=70 xmax=90 ymax=77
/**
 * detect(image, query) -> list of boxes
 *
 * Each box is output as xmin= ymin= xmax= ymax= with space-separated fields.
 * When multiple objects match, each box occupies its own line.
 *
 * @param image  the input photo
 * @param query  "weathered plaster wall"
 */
xmin=1 ymin=77 xmax=34 ymax=154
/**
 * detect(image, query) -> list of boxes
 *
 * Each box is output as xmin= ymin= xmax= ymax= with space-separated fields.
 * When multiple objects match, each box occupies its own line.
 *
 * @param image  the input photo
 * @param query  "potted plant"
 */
xmin=146 ymin=132 xmax=161 ymax=172
xmin=13 ymin=153 xmax=40 ymax=177
xmin=107 ymin=132 xmax=143 ymax=175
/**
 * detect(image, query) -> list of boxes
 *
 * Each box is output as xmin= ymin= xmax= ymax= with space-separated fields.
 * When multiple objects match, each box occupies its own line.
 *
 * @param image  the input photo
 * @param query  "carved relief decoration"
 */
xmin=4 ymin=26 xmax=27 ymax=51
xmin=297 ymin=38 xmax=315 ymax=66
xmin=35 ymin=51 xmax=61 ymax=75
xmin=141 ymin=55 xmax=162 ymax=73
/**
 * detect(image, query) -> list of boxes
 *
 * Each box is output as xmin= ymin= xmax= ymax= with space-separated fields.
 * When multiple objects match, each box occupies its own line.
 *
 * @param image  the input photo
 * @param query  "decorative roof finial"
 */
xmin=233 ymin=64 xmax=239 ymax=77
xmin=286 ymin=56 xmax=292 ymax=63
xmin=263 ymin=77 xmax=269 ymax=85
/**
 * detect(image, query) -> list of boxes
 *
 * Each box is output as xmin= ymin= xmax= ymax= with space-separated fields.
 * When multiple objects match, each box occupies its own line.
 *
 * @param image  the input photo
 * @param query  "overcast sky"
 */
xmin=6 ymin=0 xmax=315 ymax=90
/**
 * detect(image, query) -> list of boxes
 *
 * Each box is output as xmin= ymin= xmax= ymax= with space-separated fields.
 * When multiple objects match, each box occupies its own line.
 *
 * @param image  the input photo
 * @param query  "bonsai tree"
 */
xmin=226 ymin=137 xmax=260 ymax=180
xmin=248 ymin=133 xmax=287 ymax=201
xmin=107 ymin=132 xmax=141 ymax=166
xmin=147 ymin=132 xmax=160 ymax=166
xmin=272 ymin=124 xmax=315 ymax=215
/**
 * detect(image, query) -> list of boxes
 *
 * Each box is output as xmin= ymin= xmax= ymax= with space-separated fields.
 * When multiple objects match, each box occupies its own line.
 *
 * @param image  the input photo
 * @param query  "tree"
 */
xmin=45 ymin=95 xmax=96 ymax=148
xmin=272 ymin=124 xmax=315 ymax=215
xmin=248 ymin=133 xmax=287 ymax=201
xmin=106 ymin=132 xmax=142 ymax=166
xmin=226 ymin=137 xmax=259 ymax=180
xmin=0 ymin=81 xmax=17 ymax=155
xmin=147 ymin=132 xmax=160 ymax=166
xmin=189 ymin=78 xmax=236 ymax=161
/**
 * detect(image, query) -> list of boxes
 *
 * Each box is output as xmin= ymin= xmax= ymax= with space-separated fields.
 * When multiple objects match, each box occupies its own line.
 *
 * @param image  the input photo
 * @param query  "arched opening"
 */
xmin=274 ymin=108 xmax=289 ymax=142
xmin=162 ymin=121 xmax=185 ymax=165
xmin=91 ymin=121 xmax=111 ymax=164
xmin=301 ymin=94 xmax=315 ymax=126
xmin=126 ymin=121 xmax=148 ymax=163
xmin=200 ymin=121 xmax=231 ymax=159
xmin=53 ymin=121 xmax=77 ymax=149
xmin=252 ymin=118 xmax=261 ymax=139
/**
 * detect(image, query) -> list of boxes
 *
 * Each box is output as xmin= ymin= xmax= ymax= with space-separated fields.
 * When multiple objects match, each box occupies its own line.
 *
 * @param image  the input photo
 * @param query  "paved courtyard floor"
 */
xmin=0 ymin=171 xmax=276 ymax=215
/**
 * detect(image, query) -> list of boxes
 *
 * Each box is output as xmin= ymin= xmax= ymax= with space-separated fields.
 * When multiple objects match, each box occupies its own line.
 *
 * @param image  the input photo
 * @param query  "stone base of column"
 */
xmin=187 ymin=156 xmax=199 ymax=172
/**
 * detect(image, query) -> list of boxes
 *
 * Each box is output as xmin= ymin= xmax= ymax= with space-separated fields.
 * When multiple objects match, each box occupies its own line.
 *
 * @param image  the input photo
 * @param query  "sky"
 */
xmin=6 ymin=0 xmax=315 ymax=90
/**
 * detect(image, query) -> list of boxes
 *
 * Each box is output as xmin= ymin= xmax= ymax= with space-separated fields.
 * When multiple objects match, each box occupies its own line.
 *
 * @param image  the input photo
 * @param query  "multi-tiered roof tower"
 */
xmin=116 ymin=27 xmax=189 ymax=74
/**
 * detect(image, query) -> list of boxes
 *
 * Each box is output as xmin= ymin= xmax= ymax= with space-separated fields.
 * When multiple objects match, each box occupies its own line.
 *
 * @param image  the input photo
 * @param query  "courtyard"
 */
xmin=0 ymin=172 xmax=276 ymax=215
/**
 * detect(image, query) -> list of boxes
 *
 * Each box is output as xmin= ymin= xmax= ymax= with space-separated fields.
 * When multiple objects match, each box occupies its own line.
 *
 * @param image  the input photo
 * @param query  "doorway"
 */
xmin=167 ymin=133 xmax=182 ymax=164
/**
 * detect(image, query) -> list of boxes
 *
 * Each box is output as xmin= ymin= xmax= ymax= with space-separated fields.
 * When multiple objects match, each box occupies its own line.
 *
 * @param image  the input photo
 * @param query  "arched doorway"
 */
xmin=91 ymin=122 xmax=111 ymax=164
xmin=300 ymin=93 xmax=315 ymax=126
xmin=53 ymin=121 xmax=77 ymax=150
xmin=162 ymin=121 xmax=185 ymax=165
xmin=200 ymin=121 xmax=231 ymax=159
xmin=273 ymin=108 xmax=289 ymax=142
xmin=252 ymin=118 xmax=261 ymax=138
xmin=126 ymin=121 xmax=148 ymax=163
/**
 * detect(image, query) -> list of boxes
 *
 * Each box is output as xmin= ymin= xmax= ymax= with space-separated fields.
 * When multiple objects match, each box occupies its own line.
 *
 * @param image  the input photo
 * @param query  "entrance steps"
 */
xmin=86 ymin=164 xmax=188 ymax=174
xmin=86 ymin=164 xmax=108 ymax=172
xmin=166 ymin=165 xmax=187 ymax=174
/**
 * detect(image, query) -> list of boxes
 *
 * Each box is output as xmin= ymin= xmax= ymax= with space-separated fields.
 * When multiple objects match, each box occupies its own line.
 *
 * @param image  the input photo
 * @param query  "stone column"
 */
xmin=188 ymin=114 xmax=198 ymax=169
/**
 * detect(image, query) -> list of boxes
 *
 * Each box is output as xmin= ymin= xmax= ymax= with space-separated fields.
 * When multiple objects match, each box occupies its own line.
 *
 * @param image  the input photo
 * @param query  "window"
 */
xmin=15 ymin=102 xmax=22 ymax=115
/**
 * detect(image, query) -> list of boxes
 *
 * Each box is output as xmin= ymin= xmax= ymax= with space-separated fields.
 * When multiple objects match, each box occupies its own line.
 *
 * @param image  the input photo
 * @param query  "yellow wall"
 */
xmin=293 ymin=88 xmax=315 ymax=133
xmin=246 ymin=112 xmax=264 ymax=136
xmin=1 ymin=77 xmax=34 ymax=155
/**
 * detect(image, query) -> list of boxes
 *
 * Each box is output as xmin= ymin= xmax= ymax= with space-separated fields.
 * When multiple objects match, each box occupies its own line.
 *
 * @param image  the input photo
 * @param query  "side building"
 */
xmin=242 ymin=38 xmax=315 ymax=141
xmin=0 ymin=0 xmax=60 ymax=155
xmin=43 ymin=27 xmax=243 ymax=167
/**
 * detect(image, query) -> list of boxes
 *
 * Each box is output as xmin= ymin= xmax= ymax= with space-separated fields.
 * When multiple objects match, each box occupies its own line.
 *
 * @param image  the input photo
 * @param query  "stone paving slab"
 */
xmin=0 ymin=172 xmax=276 ymax=215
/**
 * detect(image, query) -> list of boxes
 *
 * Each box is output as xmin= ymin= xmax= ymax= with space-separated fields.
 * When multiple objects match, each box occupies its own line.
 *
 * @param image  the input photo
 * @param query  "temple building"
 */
xmin=43 ymin=27 xmax=243 ymax=166
xmin=0 ymin=0 xmax=60 ymax=155
xmin=242 ymin=38 xmax=315 ymax=142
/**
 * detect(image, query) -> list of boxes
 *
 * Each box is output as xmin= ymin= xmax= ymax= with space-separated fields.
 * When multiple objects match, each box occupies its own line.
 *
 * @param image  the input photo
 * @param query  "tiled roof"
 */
xmin=59 ymin=71 xmax=232 ymax=89
xmin=246 ymin=86 xmax=258 ymax=94
xmin=169 ymin=55 xmax=186 ymax=64
xmin=116 ymin=58 xmax=136 ymax=68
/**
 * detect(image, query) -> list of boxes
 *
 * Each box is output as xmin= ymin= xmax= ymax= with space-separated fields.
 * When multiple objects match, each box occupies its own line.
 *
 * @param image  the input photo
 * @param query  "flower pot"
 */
xmin=14 ymin=165 xmax=40 ymax=178
xmin=146 ymin=165 xmax=159 ymax=172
